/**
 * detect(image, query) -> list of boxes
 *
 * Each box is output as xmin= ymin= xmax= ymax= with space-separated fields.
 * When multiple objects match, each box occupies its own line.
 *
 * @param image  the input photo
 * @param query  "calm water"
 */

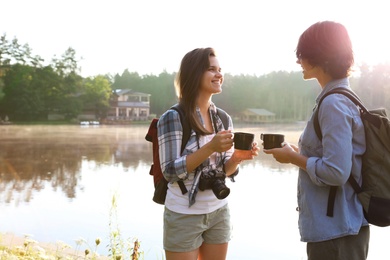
xmin=0 ymin=124 xmax=388 ymax=260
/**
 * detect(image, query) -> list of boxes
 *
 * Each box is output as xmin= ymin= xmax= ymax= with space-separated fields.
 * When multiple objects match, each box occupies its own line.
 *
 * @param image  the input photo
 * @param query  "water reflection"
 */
xmin=0 ymin=126 xmax=133 ymax=203
xmin=0 ymin=124 xmax=388 ymax=260
xmin=0 ymin=124 xmax=301 ymax=205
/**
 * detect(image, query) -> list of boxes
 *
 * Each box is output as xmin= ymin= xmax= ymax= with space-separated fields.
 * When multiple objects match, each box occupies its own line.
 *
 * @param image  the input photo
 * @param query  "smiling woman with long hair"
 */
xmin=157 ymin=47 xmax=259 ymax=260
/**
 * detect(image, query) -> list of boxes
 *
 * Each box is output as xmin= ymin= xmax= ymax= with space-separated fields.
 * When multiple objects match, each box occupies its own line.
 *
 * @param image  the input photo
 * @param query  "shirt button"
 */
xmin=296 ymin=207 xmax=300 ymax=211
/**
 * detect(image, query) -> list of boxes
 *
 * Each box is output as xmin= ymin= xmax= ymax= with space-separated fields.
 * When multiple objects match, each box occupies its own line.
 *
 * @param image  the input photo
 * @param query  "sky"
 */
xmin=2 ymin=0 xmax=390 ymax=78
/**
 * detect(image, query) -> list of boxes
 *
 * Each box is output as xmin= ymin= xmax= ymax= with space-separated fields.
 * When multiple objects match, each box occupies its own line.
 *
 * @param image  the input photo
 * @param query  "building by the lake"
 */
xmin=106 ymin=89 xmax=151 ymax=121
xmin=239 ymin=108 xmax=275 ymax=123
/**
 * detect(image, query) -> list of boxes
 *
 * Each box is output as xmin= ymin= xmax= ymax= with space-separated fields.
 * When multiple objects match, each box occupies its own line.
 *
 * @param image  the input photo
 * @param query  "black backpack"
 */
xmin=145 ymin=104 xmax=229 ymax=205
xmin=313 ymin=87 xmax=390 ymax=227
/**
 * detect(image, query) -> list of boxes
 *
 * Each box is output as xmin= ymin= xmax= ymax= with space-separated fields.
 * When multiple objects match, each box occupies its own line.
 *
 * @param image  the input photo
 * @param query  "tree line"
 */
xmin=0 ymin=34 xmax=112 ymax=121
xmin=1 ymin=33 xmax=389 ymax=122
xmin=111 ymin=65 xmax=390 ymax=122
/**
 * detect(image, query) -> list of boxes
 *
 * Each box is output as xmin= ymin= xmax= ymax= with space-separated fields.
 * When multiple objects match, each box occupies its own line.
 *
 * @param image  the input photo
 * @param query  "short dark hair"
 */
xmin=296 ymin=21 xmax=354 ymax=78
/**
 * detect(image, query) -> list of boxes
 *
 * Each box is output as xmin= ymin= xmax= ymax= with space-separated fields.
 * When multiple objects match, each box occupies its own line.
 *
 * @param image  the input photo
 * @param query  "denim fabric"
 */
xmin=298 ymin=78 xmax=368 ymax=242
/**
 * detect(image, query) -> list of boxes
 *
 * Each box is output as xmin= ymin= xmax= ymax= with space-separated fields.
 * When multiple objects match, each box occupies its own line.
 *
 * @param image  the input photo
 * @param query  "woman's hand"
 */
xmin=231 ymin=142 xmax=260 ymax=164
xmin=263 ymin=142 xmax=299 ymax=164
xmin=210 ymin=130 xmax=234 ymax=153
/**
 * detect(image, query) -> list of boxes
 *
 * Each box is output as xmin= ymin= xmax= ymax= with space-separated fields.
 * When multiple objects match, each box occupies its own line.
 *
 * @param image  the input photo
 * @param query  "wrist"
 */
xmin=230 ymin=155 xmax=242 ymax=165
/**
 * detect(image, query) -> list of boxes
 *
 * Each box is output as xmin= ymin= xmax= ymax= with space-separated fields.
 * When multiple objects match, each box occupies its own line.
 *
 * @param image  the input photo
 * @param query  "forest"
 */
xmin=1 ymin=33 xmax=389 ymax=122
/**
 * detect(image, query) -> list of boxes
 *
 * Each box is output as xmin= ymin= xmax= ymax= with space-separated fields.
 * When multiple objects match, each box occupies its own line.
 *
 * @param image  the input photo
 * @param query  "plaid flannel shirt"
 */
xmin=157 ymin=103 xmax=236 ymax=206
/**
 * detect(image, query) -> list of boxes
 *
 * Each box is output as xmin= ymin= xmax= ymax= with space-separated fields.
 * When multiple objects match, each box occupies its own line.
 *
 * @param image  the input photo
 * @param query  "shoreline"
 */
xmin=0 ymin=232 xmax=109 ymax=259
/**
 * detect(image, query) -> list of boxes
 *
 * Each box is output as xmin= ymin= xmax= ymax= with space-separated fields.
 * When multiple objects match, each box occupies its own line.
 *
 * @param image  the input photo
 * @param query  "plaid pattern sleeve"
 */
xmin=210 ymin=103 xmax=238 ymax=180
xmin=157 ymin=109 xmax=188 ymax=182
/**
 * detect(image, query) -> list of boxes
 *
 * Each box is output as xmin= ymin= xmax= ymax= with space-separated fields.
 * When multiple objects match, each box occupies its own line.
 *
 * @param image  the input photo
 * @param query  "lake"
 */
xmin=0 ymin=124 xmax=388 ymax=260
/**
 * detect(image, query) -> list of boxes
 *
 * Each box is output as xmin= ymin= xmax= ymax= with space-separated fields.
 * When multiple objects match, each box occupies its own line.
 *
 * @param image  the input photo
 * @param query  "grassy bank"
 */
xmin=0 ymin=233 xmax=109 ymax=259
xmin=1 ymin=195 xmax=144 ymax=260
xmin=1 ymin=231 xmax=142 ymax=260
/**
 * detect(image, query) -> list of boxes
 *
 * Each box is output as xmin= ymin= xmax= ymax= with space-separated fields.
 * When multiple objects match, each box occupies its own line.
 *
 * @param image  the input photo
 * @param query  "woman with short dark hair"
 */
xmin=264 ymin=21 xmax=370 ymax=260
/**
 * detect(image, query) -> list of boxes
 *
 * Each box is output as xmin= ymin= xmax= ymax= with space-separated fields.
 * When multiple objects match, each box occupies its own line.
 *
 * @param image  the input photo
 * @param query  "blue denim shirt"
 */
xmin=298 ymin=78 xmax=368 ymax=242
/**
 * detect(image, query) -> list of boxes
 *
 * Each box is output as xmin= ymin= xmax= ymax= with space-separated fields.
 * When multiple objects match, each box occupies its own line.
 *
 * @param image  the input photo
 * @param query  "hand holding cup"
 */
xmin=261 ymin=133 xmax=285 ymax=149
xmin=233 ymin=132 xmax=258 ymax=161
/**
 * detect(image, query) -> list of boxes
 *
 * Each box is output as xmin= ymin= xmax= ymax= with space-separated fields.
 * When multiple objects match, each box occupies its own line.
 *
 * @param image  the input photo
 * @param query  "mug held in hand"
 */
xmin=261 ymin=133 xmax=285 ymax=149
xmin=234 ymin=132 xmax=254 ymax=150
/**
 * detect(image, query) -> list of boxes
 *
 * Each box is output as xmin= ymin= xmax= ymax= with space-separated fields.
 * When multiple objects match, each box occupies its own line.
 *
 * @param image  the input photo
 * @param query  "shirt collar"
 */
xmin=316 ymin=77 xmax=350 ymax=103
xmin=195 ymin=102 xmax=216 ymax=111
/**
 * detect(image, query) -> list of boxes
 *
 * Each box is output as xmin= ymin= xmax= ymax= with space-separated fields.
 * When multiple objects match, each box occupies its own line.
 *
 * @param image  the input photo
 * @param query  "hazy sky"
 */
xmin=2 ymin=0 xmax=389 ymax=78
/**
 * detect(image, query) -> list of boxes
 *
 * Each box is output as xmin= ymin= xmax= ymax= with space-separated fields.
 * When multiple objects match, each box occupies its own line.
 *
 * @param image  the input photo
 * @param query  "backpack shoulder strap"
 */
xmin=171 ymin=105 xmax=229 ymax=194
xmin=313 ymin=88 xmax=364 ymax=217
xmin=172 ymin=105 xmax=230 ymax=145
xmin=314 ymin=88 xmax=364 ymax=140
xmin=169 ymin=103 xmax=189 ymax=195
xmin=216 ymin=107 xmax=229 ymax=130
xmin=170 ymin=104 xmax=191 ymax=153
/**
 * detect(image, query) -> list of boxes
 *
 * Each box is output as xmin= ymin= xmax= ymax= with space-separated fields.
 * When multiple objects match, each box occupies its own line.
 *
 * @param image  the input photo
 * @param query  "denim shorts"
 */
xmin=163 ymin=204 xmax=231 ymax=252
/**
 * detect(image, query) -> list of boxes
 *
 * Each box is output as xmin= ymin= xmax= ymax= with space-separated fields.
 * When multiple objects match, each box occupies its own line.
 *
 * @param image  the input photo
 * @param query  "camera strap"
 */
xmin=210 ymin=107 xmax=226 ymax=169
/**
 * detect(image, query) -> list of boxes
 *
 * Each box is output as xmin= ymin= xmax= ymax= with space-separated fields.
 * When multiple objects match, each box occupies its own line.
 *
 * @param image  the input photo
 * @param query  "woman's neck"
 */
xmin=317 ymin=71 xmax=334 ymax=89
xmin=197 ymin=97 xmax=212 ymax=113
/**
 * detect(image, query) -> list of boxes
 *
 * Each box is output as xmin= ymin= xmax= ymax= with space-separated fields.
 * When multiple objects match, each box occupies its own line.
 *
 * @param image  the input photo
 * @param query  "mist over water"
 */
xmin=0 ymin=124 xmax=388 ymax=259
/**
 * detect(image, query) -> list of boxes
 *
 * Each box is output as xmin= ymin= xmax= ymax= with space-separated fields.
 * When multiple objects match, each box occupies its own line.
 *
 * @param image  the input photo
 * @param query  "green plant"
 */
xmin=108 ymin=193 xmax=125 ymax=259
xmin=108 ymin=193 xmax=144 ymax=260
xmin=0 ymin=193 xmax=145 ymax=259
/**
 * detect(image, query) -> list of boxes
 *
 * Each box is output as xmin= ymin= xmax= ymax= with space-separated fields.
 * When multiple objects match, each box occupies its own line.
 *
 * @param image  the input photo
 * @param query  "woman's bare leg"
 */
xmin=199 ymin=242 xmax=228 ymax=260
xmin=165 ymin=249 xmax=199 ymax=260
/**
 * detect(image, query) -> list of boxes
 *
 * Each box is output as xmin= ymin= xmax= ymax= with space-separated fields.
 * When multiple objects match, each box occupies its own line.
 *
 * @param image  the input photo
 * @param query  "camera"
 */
xmin=198 ymin=170 xmax=230 ymax=199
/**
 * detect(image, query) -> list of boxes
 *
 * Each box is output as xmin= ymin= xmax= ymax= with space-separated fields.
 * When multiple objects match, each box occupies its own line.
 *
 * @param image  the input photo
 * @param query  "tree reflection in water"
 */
xmin=0 ymin=124 xmax=388 ymax=260
xmin=0 ymin=124 xmax=302 ymax=206
xmin=0 ymin=125 xmax=151 ymax=205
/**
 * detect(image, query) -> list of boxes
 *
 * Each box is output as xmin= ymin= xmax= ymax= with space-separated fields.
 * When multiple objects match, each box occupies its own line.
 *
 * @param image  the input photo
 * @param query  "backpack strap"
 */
xmin=171 ymin=104 xmax=191 ymax=153
xmin=313 ymin=88 xmax=364 ymax=217
xmin=172 ymin=104 xmax=230 ymax=147
xmin=170 ymin=104 xmax=190 ymax=195
xmin=217 ymin=107 xmax=229 ymax=130
xmin=170 ymin=104 xmax=230 ymax=195
xmin=314 ymin=88 xmax=364 ymax=140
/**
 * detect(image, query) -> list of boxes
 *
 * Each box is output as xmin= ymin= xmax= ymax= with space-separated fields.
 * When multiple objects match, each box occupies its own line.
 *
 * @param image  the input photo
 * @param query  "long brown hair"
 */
xmin=175 ymin=47 xmax=216 ymax=135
